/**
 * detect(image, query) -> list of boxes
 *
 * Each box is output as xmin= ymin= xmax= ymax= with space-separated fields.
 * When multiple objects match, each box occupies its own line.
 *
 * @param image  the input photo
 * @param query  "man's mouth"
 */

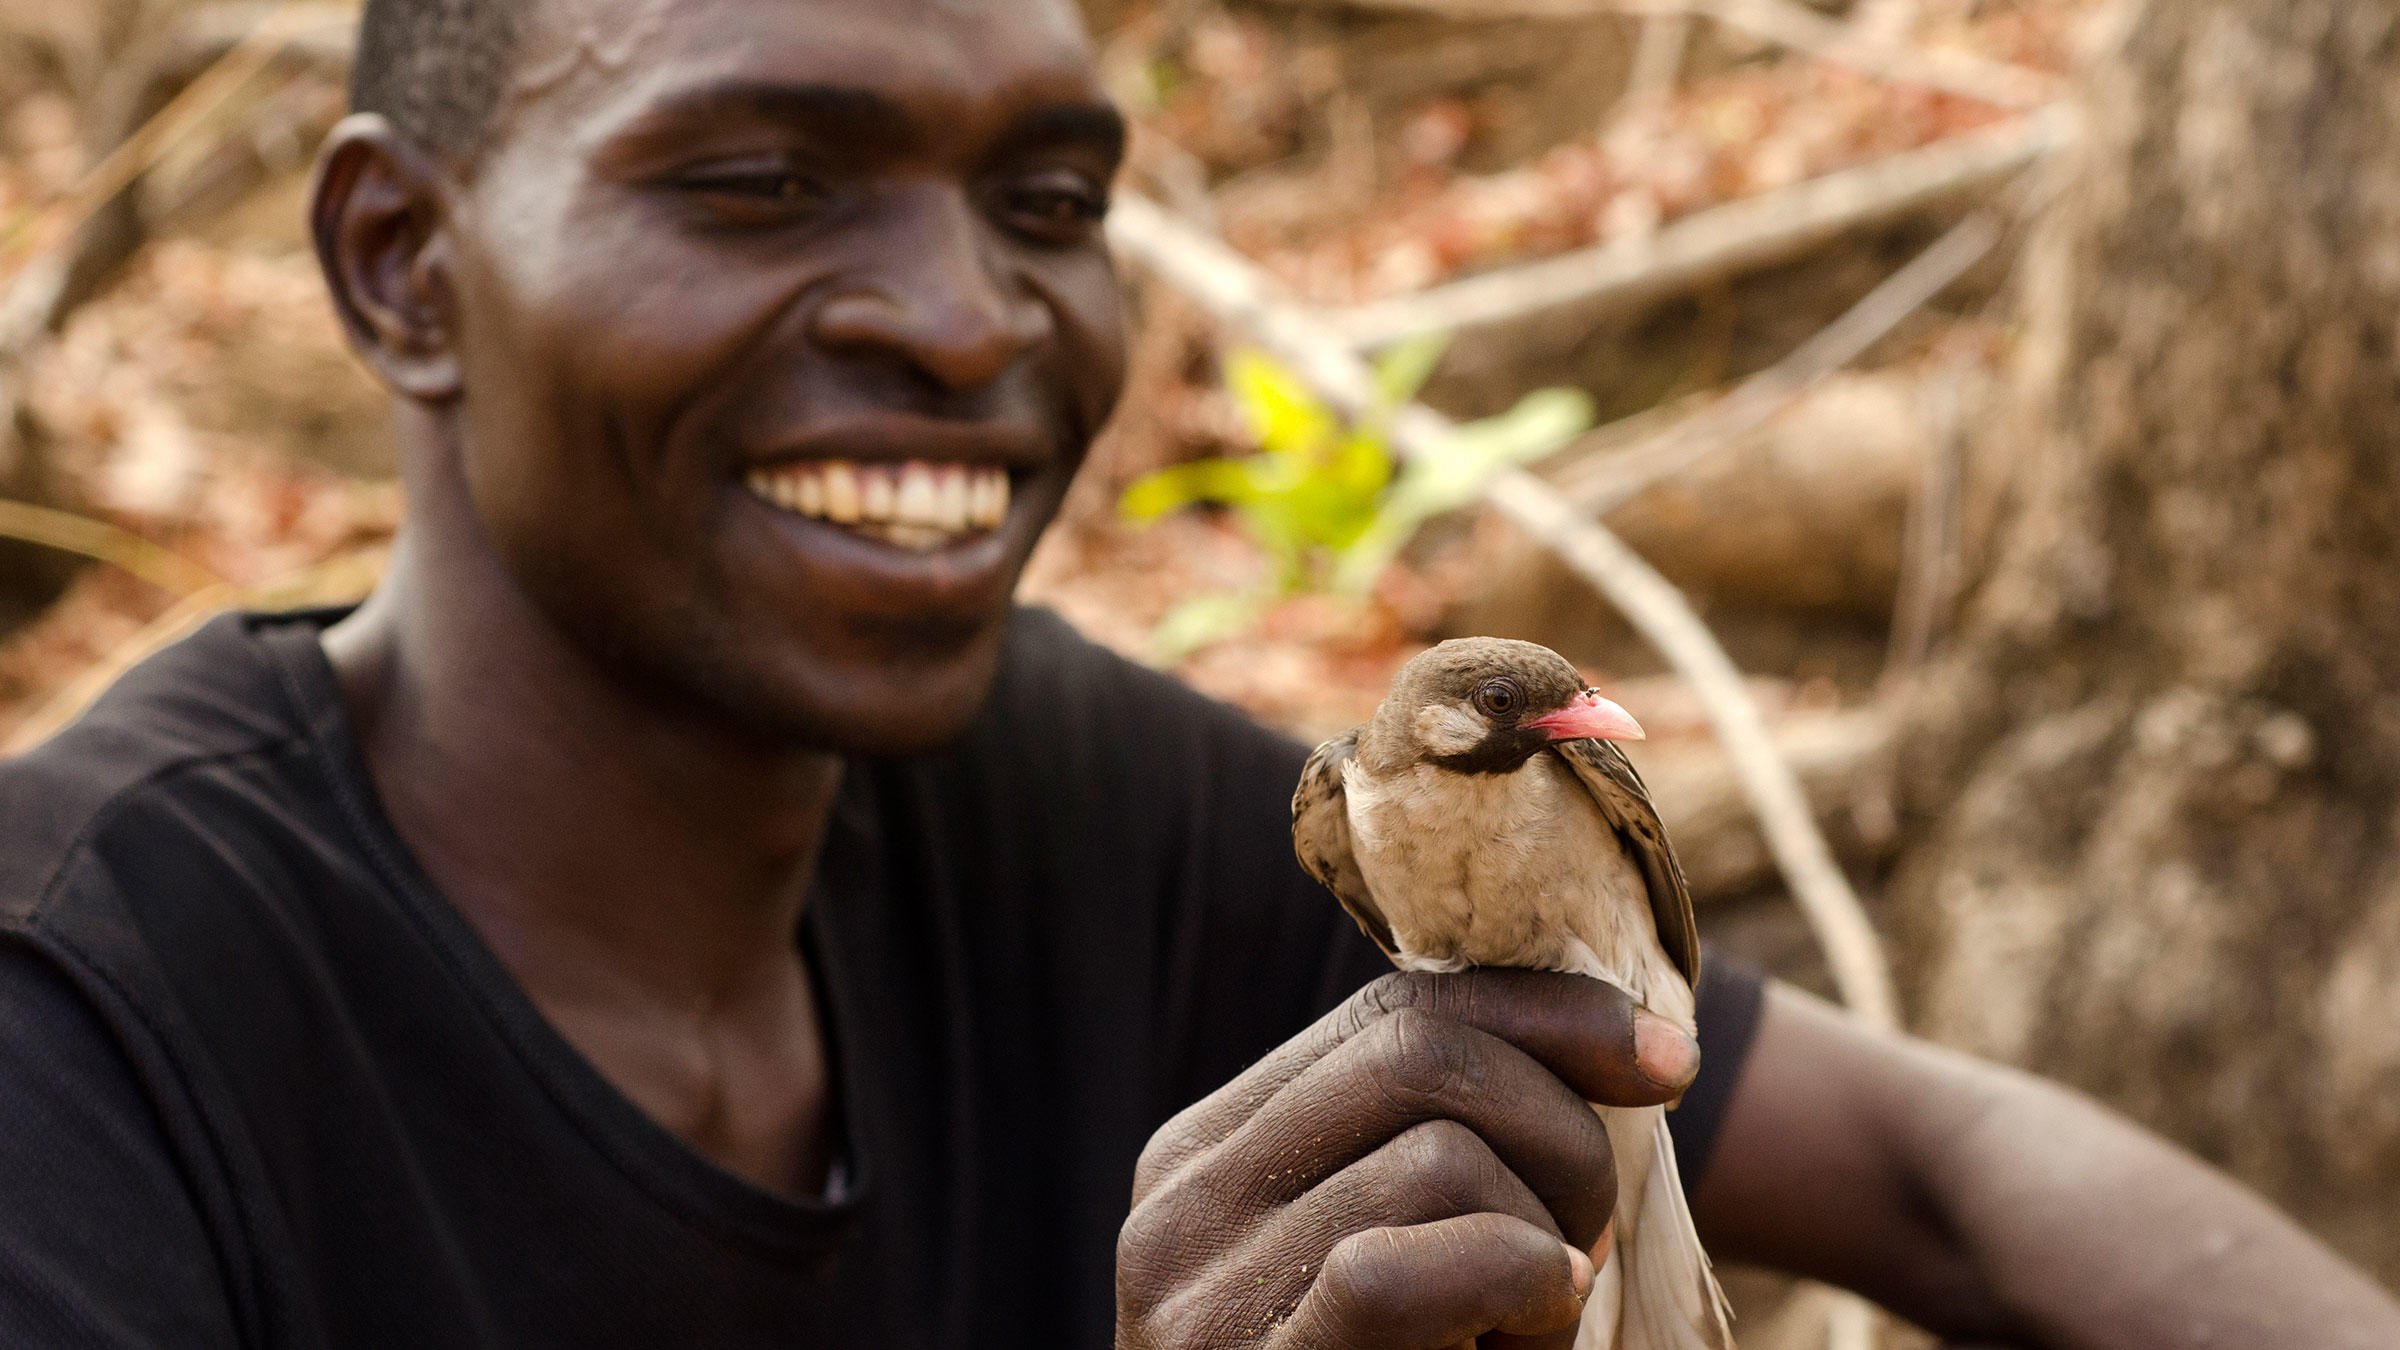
xmin=742 ymin=459 xmax=1012 ymax=553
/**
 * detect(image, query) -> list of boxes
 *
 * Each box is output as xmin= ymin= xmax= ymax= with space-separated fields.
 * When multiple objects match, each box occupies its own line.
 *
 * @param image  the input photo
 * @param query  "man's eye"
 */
xmin=999 ymin=174 xmax=1109 ymax=241
xmin=677 ymin=169 xmax=831 ymax=214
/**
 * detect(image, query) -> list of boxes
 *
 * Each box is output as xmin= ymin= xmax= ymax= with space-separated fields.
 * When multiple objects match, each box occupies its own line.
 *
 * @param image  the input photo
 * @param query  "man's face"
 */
xmin=440 ymin=0 xmax=1127 ymax=752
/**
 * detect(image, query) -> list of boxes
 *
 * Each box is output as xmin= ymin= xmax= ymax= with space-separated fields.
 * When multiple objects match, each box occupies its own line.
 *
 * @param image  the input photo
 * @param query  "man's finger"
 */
xmin=1204 ymin=1009 xmax=1616 ymax=1248
xmin=1255 ymin=1118 xmax=1564 ymax=1268
xmin=1269 ymin=1213 xmax=1591 ymax=1350
xmin=1139 ymin=969 xmax=1692 ymax=1191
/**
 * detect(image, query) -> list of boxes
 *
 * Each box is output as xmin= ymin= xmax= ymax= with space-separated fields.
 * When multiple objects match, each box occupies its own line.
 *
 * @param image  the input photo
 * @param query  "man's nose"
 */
xmin=807 ymin=186 xmax=1053 ymax=393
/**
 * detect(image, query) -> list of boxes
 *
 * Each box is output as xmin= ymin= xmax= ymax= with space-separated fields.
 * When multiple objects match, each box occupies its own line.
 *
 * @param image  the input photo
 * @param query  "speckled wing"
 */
xmin=1290 ymin=726 xmax=1399 ymax=961
xmin=1552 ymin=737 xmax=1701 ymax=987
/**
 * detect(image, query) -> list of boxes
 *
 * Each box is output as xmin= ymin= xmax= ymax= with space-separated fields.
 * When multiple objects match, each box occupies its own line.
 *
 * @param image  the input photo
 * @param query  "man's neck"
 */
xmin=326 ymin=545 xmax=844 ymax=999
xmin=322 ymin=454 xmax=845 ymax=1192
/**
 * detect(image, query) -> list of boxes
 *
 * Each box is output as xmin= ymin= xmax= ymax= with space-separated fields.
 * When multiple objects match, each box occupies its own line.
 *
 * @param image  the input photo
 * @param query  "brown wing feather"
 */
xmin=1290 ymin=727 xmax=1399 ymax=961
xmin=1552 ymin=737 xmax=1702 ymax=987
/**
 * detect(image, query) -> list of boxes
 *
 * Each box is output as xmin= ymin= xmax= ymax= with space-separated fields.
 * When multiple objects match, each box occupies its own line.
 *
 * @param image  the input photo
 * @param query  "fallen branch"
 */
xmin=1559 ymin=209 xmax=2000 ymax=517
xmin=1643 ymin=707 xmax=1899 ymax=903
xmin=1459 ymin=378 xmax=1923 ymax=636
xmin=1255 ymin=0 xmax=2059 ymax=109
xmin=1325 ymin=109 xmax=2071 ymax=350
xmin=1110 ymin=192 xmax=1901 ymax=1029
xmin=1665 ymin=0 xmax=2053 ymax=109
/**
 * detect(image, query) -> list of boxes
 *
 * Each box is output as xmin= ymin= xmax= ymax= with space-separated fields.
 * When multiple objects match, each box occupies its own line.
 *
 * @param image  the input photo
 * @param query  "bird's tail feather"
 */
xmin=1583 ymin=1240 xmax=1624 ymax=1348
xmin=1579 ymin=1106 xmax=1734 ymax=1349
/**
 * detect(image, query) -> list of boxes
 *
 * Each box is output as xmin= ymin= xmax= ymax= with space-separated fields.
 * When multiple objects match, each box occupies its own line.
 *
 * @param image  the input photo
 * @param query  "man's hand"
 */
xmin=1116 ymin=969 xmax=1701 ymax=1350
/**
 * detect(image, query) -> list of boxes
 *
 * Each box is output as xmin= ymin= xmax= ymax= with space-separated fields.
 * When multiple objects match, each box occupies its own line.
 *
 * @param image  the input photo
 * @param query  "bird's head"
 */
xmin=1370 ymin=637 xmax=1645 ymax=776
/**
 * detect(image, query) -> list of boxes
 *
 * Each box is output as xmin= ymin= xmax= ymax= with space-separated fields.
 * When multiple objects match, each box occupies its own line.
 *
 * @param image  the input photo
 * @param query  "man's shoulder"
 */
xmin=0 ymin=611 xmax=321 ymax=932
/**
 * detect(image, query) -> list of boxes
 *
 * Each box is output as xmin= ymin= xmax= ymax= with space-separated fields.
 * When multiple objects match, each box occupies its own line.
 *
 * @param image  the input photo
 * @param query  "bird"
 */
xmin=1291 ymin=636 xmax=1733 ymax=1350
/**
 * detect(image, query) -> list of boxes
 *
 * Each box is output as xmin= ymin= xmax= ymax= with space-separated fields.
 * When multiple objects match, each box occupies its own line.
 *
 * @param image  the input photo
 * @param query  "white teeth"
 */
xmin=971 ymin=470 xmax=1008 ymax=528
xmin=866 ymin=522 xmax=951 ymax=552
xmin=823 ymin=462 xmax=862 ymax=524
xmin=936 ymin=466 xmax=970 ymax=531
xmin=860 ymin=464 xmax=895 ymax=523
xmin=745 ymin=459 xmax=1012 ymax=545
xmin=895 ymin=463 xmax=939 ymax=527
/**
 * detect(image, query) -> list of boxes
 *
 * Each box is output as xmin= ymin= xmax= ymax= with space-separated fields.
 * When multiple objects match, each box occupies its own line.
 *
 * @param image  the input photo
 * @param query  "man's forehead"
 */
xmin=504 ymin=0 xmax=1103 ymax=138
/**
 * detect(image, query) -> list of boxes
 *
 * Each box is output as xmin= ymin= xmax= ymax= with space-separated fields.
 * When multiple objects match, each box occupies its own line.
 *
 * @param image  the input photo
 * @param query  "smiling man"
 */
xmin=3 ymin=1 xmax=2398 ymax=1347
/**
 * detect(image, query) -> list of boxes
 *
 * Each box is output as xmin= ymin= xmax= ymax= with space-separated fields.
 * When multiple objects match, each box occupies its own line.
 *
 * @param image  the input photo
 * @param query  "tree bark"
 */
xmin=1895 ymin=1 xmax=2400 ymax=1280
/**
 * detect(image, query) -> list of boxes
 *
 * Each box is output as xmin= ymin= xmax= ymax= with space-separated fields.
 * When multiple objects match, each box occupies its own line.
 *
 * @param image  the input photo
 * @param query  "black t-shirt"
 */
xmin=0 ymin=607 xmax=1763 ymax=1348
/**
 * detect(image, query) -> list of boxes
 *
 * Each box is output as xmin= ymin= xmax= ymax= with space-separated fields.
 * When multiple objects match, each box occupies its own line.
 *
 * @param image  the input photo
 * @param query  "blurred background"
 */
xmin=2 ymin=0 xmax=2395 ymax=1344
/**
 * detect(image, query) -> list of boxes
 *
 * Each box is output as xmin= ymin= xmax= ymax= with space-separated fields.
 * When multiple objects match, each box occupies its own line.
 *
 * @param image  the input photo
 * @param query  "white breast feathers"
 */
xmin=1341 ymin=753 xmax=1686 ymax=1015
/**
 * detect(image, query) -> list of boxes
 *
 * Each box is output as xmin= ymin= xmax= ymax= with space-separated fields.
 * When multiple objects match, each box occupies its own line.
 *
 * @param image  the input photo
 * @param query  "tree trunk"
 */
xmin=1894 ymin=1 xmax=2400 ymax=1281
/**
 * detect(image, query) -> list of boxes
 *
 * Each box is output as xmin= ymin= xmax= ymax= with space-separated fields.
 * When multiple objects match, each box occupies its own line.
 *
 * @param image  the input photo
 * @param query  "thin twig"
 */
xmin=1883 ymin=355 xmax=1971 ymax=685
xmin=0 ymin=3 xmax=326 ymax=351
xmin=1478 ymin=473 xmax=1899 ymax=1026
xmin=1 ymin=584 xmax=237 ymax=758
xmin=1326 ymin=108 xmax=2073 ymax=350
xmin=0 ymin=499 xmax=225 ymax=597
xmin=1848 ymin=0 xmax=1920 ymax=47
xmin=1109 ymin=193 xmax=1901 ymax=1029
xmin=1559 ymin=210 xmax=2001 ymax=517
xmin=2 ymin=544 xmax=387 ymax=758
xmin=1610 ymin=13 xmax=1693 ymax=127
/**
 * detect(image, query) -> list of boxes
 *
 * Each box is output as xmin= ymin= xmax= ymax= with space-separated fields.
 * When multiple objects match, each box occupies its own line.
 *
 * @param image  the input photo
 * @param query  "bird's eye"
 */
xmin=1473 ymin=680 xmax=1522 ymax=719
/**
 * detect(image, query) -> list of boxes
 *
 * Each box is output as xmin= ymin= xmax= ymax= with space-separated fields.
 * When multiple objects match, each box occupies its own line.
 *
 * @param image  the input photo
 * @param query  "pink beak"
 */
xmin=1526 ymin=690 xmax=1646 ymax=743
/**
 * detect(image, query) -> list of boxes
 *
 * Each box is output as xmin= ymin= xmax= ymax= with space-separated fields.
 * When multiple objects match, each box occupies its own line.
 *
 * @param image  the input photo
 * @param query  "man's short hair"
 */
xmin=351 ymin=0 xmax=521 ymax=161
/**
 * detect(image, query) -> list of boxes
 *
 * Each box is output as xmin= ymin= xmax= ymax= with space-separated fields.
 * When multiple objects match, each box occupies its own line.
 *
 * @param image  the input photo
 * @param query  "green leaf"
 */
xmin=1329 ymin=431 xmax=1397 ymax=499
xmin=1328 ymin=513 xmax=1417 ymax=596
xmin=1119 ymin=460 xmax=1239 ymax=521
xmin=1124 ymin=337 xmax=1590 ymax=628
xmin=1439 ymin=388 xmax=1594 ymax=469
xmin=1226 ymin=349 xmax=1337 ymax=460
xmin=1330 ymin=387 xmax=1595 ymax=594
xmin=1384 ymin=387 xmax=1594 ymax=523
xmin=1148 ymin=591 xmax=1270 ymax=662
xmin=1371 ymin=332 xmax=1452 ymax=408
xmin=1139 ymin=57 xmax=1181 ymax=107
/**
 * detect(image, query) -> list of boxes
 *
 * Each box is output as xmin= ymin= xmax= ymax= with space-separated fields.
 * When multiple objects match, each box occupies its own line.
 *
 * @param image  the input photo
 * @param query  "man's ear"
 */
xmin=311 ymin=114 xmax=462 ymax=402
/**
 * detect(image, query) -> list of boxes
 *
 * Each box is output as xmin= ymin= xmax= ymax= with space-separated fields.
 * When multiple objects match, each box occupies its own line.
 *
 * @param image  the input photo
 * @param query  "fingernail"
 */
xmin=1634 ymin=1012 xmax=1699 ymax=1090
xmin=1592 ymin=1221 xmax=1615 ymax=1269
xmin=1564 ymin=1242 xmax=1595 ymax=1299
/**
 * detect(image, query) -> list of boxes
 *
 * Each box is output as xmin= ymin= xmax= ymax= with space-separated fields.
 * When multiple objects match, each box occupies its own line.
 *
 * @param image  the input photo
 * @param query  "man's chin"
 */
xmin=698 ymin=623 xmax=1013 ymax=758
